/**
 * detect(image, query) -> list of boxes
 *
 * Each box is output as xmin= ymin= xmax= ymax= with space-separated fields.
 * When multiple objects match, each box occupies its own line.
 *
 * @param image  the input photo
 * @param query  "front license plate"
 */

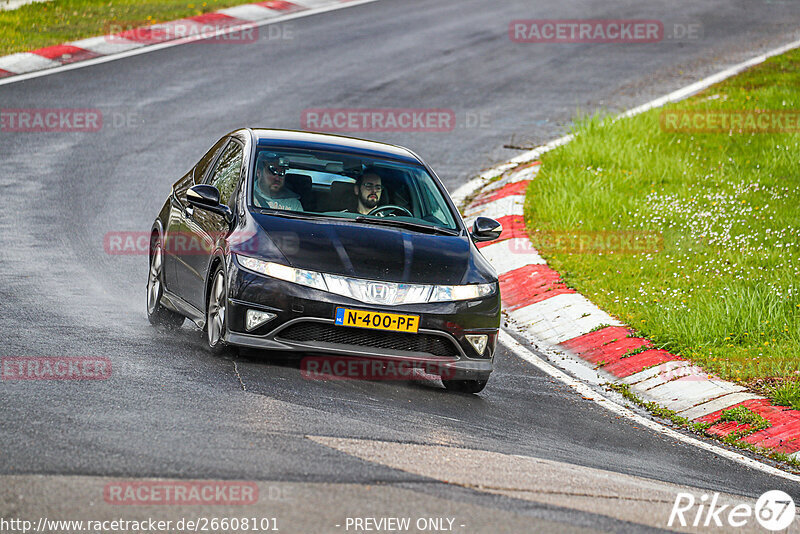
xmin=335 ymin=308 xmax=420 ymax=333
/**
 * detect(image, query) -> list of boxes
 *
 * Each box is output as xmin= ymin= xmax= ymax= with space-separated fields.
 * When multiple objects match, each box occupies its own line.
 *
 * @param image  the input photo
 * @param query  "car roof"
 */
xmin=250 ymin=129 xmax=422 ymax=165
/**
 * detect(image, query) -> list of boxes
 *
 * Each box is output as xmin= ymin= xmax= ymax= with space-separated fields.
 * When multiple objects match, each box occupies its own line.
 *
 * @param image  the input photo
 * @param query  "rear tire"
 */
xmin=206 ymin=265 xmax=232 ymax=355
xmin=147 ymin=234 xmax=185 ymax=328
xmin=442 ymin=378 xmax=488 ymax=394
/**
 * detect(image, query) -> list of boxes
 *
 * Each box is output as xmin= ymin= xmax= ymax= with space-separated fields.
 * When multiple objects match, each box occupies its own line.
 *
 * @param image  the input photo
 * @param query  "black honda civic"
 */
xmin=147 ymin=129 xmax=502 ymax=392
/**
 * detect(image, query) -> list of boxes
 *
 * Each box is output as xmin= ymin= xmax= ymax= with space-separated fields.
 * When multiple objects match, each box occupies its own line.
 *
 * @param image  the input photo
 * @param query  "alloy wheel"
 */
xmin=207 ymin=270 xmax=226 ymax=347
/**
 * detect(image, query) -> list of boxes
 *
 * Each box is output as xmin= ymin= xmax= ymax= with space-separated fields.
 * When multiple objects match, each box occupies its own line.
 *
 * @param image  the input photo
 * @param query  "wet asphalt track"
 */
xmin=1 ymin=0 xmax=800 ymax=531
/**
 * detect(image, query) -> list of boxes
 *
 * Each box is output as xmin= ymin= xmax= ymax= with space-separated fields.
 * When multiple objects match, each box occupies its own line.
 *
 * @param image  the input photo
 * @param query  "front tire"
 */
xmin=206 ymin=265 xmax=231 ymax=355
xmin=147 ymin=234 xmax=184 ymax=328
xmin=442 ymin=378 xmax=488 ymax=394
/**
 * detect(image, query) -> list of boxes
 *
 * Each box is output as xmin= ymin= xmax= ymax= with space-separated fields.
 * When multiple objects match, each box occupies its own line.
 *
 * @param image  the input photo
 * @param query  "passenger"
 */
xmin=253 ymin=153 xmax=303 ymax=211
xmin=350 ymin=168 xmax=383 ymax=214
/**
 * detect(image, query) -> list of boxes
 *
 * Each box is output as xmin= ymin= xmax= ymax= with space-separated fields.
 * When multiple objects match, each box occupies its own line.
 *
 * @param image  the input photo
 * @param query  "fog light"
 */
xmin=466 ymin=334 xmax=488 ymax=355
xmin=246 ymin=310 xmax=276 ymax=332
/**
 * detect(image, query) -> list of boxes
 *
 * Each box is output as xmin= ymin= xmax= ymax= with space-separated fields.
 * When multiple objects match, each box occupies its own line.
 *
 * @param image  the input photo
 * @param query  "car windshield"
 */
xmin=250 ymin=147 xmax=459 ymax=232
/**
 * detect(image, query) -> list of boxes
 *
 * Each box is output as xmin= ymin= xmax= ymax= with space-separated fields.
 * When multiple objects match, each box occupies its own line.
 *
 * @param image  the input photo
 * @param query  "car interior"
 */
xmin=251 ymin=148 xmax=455 ymax=229
xmin=278 ymin=169 xmax=412 ymax=215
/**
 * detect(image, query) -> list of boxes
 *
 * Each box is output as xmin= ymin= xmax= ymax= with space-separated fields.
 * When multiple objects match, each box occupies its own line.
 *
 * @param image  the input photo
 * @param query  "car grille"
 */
xmin=275 ymin=322 xmax=460 ymax=358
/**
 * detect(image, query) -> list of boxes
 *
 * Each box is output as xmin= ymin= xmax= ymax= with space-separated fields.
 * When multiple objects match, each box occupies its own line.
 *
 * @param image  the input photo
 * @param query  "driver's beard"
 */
xmin=361 ymin=193 xmax=379 ymax=209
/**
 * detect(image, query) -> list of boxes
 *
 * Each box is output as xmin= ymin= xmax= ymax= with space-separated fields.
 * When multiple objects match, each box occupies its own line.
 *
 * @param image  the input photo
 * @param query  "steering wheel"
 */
xmin=368 ymin=205 xmax=413 ymax=218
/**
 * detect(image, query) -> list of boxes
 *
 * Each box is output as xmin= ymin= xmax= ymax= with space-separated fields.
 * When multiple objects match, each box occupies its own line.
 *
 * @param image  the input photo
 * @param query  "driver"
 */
xmin=253 ymin=152 xmax=303 ymax=211
xmin=351 ymin=168 xmax=383 ymax=215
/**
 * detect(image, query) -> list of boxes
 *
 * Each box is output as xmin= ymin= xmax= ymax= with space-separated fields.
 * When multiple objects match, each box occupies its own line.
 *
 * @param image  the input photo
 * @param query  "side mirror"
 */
xmin=187 ymin=184 xmax=233 ymax=223
xmin=471 ymin=217 xmax=503 ymax=242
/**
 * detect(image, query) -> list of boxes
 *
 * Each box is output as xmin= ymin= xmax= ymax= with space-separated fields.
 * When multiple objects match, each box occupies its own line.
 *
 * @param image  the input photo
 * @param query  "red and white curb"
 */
xmin=452 ymin=37 xmax=800 ymax=464
xmin=0 ymin=0 xmax=364 ymax=81
xmin=462 ymin=161 xmax=800 ymax=461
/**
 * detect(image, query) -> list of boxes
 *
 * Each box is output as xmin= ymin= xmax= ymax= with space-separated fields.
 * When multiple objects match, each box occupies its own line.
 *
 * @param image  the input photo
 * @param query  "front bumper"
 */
xmin=224 ymin=256 xmax=500 ymax=380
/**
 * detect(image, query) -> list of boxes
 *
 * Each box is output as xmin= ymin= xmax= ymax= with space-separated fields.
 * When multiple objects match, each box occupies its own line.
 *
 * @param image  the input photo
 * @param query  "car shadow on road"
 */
xmin=233 ymin=346 xmax=453 ymax=395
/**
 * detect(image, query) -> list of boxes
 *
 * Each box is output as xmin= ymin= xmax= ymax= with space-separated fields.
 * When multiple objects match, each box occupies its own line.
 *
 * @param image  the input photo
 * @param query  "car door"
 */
xmin=181 ymin=139 xmax=245 ymax=310
xmin=164 ymin=136 xmax=228 ymax=296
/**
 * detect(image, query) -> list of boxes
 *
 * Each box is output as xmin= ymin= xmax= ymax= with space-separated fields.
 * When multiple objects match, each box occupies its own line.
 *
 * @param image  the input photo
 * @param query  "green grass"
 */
xmin=525 ymin=48 xmax=800 ymax=407
xmin=607 ymin=383 xmax=696 ymax=429
xmin=772 ymin=381 xmax=800 ymax=410
xmin=619 ymin=345 xmax=653 ymax=359
xmin=0 ymin=0 xmax=270 ymax=55
xmin=719 ymin=405 xmax=771 ymax=438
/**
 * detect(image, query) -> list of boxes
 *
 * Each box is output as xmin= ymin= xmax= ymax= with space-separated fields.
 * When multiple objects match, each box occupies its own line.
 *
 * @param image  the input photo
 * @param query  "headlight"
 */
xmin=237 ymin=256 xmax=327 ymax=292
xmin=236 ymin=255 xmax=496 ymax=304
xmin=429 ymin=283 xmax=496 ymax=303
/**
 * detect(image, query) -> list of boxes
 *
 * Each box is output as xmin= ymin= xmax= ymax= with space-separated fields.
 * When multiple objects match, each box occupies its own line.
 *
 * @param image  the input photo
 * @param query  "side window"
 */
xmin=194 ymin=137 xmax=229 ymax=183
xmin=207 ymin=141 xmax=244 ymax=205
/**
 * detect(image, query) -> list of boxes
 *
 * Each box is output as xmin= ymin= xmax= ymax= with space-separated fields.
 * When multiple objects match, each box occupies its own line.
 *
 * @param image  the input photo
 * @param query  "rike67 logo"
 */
xmin=669 ymin=490 xmax=796 ymax=531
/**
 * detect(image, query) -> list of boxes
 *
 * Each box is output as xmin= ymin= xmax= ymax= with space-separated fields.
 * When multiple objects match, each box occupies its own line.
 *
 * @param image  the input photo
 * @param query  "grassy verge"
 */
xmin=525 ymin=48 xmax=800 ymax=408
xmin=0 ymin=0 xmax=270 ymax=56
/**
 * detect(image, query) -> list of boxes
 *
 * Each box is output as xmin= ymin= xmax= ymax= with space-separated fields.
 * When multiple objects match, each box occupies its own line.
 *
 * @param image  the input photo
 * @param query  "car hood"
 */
xmin=243 ymin=212 xmax=492 ymax=285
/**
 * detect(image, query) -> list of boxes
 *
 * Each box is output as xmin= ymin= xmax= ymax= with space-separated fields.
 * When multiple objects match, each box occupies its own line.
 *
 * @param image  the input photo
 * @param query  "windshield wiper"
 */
xmin=256 ymin=210 xmax=460 ymax=235
xmin=354 ymin=216 xmax=460 ymax=236
xmin=255 ymin=209 xmax=327 ymax=221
